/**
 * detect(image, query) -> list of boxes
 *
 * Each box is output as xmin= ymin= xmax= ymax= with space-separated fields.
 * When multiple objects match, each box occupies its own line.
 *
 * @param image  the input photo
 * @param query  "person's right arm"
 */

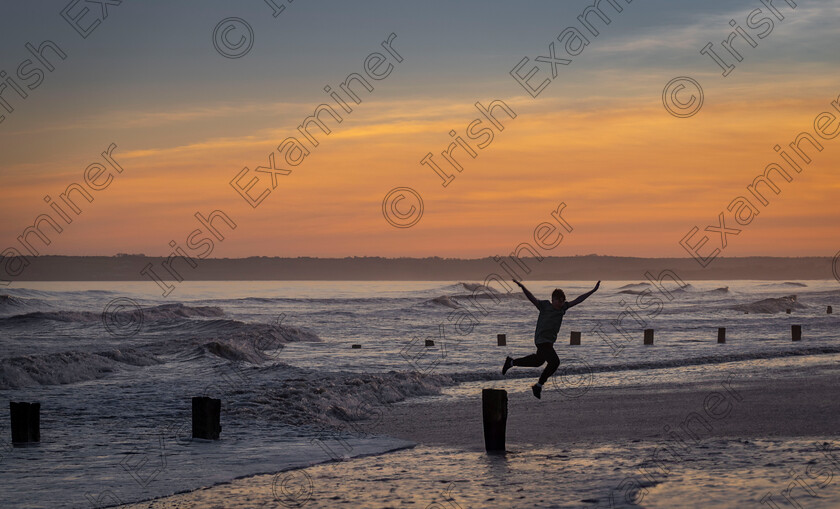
xmin=513 ymin=279 xmax=541 ymax=308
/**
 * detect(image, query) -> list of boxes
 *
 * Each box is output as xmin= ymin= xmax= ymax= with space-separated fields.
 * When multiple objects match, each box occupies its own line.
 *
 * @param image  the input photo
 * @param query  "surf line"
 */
xmin=139 ymin=33 xmax=403 ymax=297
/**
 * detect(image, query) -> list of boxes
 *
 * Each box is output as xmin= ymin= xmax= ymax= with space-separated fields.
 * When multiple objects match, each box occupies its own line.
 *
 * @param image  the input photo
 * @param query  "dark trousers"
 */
xmin=512 ymin=343 xmax=560 ymax=385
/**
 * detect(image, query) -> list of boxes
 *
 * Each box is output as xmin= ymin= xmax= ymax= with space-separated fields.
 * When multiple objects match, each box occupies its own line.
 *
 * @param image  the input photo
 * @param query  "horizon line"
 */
xmin=20 ymin=254 xmax=836 ymax=260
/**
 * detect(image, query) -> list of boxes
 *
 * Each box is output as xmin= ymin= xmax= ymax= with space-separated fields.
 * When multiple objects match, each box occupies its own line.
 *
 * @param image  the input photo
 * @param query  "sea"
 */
xmin=0 ymin=280 xmax=838 ymax=508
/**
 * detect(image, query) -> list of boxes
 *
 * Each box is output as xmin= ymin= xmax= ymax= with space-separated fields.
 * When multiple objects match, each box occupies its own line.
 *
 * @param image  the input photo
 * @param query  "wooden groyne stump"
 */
xmin=10 ymin=402 xmax=40 ymax=444
xmin=192 ymin=397 xmax=221 ymax=440
xmin=482 ymin=389 xmax=507 ymax=453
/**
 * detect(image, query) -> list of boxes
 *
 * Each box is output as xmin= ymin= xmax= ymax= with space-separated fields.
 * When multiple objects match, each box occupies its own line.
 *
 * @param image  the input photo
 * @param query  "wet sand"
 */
xmin=367 ymin=374 xmax=840 ymax=448
xmin=121 ymin=374 xmax=840 ymax=508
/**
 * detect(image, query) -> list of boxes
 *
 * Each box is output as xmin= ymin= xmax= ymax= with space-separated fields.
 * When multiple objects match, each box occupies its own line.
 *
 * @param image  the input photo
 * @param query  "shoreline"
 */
xmin=119 ymin=373 xmax=840 ymax=508
xmin=366 ymin=374 xmax=840 ymax=449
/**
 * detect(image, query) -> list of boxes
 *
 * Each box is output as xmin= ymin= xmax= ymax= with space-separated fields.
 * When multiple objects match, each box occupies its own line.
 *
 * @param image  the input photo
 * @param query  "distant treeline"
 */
xmin=3 ymin=255 xmax=835 ymax=282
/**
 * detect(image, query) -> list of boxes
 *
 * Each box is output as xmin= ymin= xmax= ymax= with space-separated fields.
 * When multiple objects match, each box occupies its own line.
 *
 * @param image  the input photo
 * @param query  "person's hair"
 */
xmin=552 ymin=289 xmax=566 ymax=302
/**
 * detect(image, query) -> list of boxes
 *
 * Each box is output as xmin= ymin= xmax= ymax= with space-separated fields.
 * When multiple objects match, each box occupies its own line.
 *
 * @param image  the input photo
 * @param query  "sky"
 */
xmin=1 ymin=0 xmax=838 ymax=259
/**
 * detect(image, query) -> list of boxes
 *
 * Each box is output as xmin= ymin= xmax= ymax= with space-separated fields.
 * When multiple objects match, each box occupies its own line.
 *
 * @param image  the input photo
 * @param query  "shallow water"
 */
xmin=119 ymin=439 xmax=840 ymax=509
xmin=0 ymin=280 xmax=838 ymax=507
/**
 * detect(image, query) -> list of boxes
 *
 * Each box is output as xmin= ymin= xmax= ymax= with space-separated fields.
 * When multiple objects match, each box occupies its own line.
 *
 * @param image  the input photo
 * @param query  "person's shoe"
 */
xmin=502 ymin=357 xmax=513 ymax=375
xmin=532 ymin=384 xmax=542 ymax=399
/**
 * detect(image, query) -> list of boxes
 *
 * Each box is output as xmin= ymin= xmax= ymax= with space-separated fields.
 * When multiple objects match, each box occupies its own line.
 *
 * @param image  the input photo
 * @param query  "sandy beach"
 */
xmin=120 ymin=372 xmax=840 ymax=508
xmin=368 ymin=374 xmax=840 ymax=447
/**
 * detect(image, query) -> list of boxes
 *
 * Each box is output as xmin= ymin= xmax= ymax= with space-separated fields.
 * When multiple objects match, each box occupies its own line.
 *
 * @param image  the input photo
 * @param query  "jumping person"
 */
xmin=502 ymin=279 xmax=600 ymax=399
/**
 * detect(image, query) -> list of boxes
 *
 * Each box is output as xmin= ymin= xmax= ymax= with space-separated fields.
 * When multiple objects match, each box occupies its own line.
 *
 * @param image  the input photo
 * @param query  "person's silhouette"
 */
xmin=503 ymin=279 xmax=600 ymax=399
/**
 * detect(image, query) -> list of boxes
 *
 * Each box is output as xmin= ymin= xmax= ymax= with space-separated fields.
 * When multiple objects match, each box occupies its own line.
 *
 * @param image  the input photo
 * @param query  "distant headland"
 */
xmin=1 ymin=254 xmax=835 ymax=283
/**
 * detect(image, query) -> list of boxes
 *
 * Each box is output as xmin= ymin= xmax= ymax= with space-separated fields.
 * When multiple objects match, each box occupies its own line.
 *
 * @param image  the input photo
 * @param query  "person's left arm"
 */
xmin=566 ymin=281 xmax=601 ymax=308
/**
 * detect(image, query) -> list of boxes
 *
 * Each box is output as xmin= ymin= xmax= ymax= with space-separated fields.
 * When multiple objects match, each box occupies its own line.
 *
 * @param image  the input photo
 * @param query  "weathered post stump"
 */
xmin=192 ymin=397 xmax=221 ymax=440
xmin=570 ymin=331 xmax=581 ymax=346
xmin=351 ymin=344 xmax=362 ymax=349
xmin=828 ymin=306 xmax=833 ymax=314
xmin=10 ymin=402 xmax=40 ymax=444
xmin=643 ymin=329 xmax=654 ymax=345
xmin=482 ymin=389 xmax=507 ymax=453
xmin=497 ymin=334 xmax=506 ymax=346
xmin=718 ymin=328 xmax=726 ymax=344
xmin=425 ymin=339 xmax=435 ymax=347
xmin=791 ymin=325 xmax=801 ymax=342
xmin=786 ymin=309 xmax=791 ymax=314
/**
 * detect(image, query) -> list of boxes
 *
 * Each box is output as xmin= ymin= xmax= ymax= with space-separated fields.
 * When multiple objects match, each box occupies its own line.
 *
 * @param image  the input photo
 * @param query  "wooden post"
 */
xmin=10 ymin=402 xmax=40 ymax=444
xmin=570 ymin=331 xmax=581 ymax=346
xmin=718 ymin=328 xmax=726 ymax=344
xmin=482 ymin=389 xmax=507 ymax=453
xmin=497 ymin=334 xmax=506 ymax=346
xmin=351 ymin=344 xmax=361 ymax=349
xmin=425 ymin=339 xmax=435 ymax=347
xmin=644 ymin=329 xmax=654 ymax=345
xmin=829 ymin=306 xmax=833 ymax=314
xmin=786 ymin=309 xmax=791 ymax=314
xmin=192 ymin=397 xmax=221 ymax=440
xmin=791 ymin=325 xmax=801 ymax=342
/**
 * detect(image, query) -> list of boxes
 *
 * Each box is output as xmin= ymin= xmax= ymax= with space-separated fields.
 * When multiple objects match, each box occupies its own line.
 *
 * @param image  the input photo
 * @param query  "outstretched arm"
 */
xmin=567 ymin=281 xmax=601 ymax=308
xmin=513 ymin=279 xmax=540 ymax=308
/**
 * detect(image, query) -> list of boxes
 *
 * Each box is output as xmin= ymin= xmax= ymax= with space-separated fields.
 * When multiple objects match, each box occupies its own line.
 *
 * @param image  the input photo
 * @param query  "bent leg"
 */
xmin=537 ymin=344 xmax=560 ymax=385
xmin=512 ymin=350 xmax=546 ymax=368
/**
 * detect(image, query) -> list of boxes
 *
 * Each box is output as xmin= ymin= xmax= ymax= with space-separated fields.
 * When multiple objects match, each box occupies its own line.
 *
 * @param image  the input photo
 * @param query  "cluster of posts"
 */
xmin=482 ymin=305 xmax=834 ymax=453
xmin=496 ymin=321 xmax=814 ymax=348
xmin=8 ymin=396 xmax=222 ymax=446
xmin=10 ymin=308 xmax=834 ymax=451
xmin=350 ymin=306 xmax=831 ymax=352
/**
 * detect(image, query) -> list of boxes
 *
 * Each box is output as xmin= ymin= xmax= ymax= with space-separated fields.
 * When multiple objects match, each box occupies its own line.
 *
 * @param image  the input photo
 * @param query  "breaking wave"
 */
xmin=617 ymin=283 xmax=650 ymax=290
xmin=426 ymin=296 xmax=461 ymax=308
xmin=731 ymin=295 xmax=805 ymax=314
xmin=0 ymin=349 xmax=162 ymax=389
xmin=0 ymin=303 xmax=225 ymax=325
xmin=230 ymin=367 xmax=454 ymax=428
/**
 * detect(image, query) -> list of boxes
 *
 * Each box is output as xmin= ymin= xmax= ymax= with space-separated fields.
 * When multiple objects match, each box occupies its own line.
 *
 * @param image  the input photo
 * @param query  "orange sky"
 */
xmin=3 ymin=90 xmax=837 ymax=259
xmin=1 ymin=1 xmax=838 ymax=259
